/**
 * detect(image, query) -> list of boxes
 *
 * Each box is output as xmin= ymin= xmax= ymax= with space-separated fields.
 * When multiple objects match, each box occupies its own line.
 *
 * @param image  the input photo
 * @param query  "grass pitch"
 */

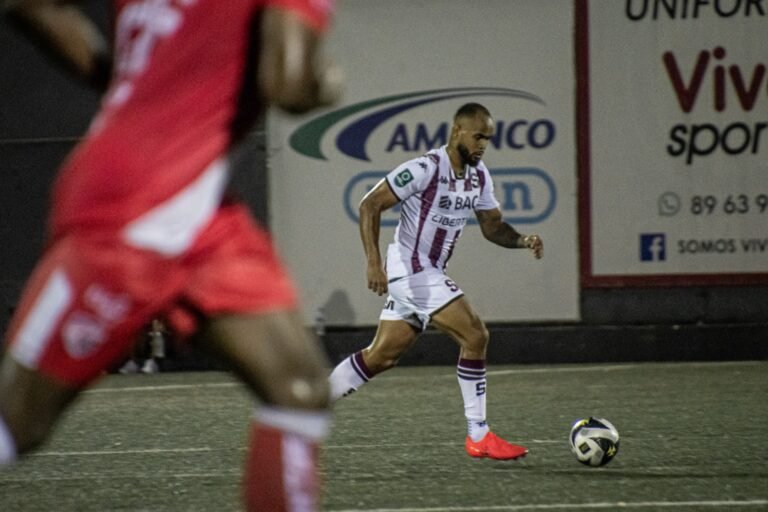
xmin=0 ymin=361 xmax=766 ymax=511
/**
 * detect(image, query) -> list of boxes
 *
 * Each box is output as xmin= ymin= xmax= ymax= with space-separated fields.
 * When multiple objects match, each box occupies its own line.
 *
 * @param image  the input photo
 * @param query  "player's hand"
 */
xmin=366 ymin=264 xmax=388 ymax=296
xmin=316 ymin=58 xmax=343 ymax=107
xmin=523 ymin=234 xmax=543 ymax=259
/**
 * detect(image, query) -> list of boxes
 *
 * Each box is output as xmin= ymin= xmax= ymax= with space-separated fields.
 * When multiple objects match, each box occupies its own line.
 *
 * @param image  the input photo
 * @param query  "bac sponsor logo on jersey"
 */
xmin=640 ymin=233 xmax=667 ymax=262
xmin=289 ymin=87 xmax=554 ymax=162
xmin=344 ymin=168 xmax=556 ymax=226
xmin=437 ymin=195 xmax=479 ymax=211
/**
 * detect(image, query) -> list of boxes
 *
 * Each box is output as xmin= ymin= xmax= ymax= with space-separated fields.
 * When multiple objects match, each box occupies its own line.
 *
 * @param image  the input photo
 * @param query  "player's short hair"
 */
xmin=454 ymin=103 xmax=491 ymax=122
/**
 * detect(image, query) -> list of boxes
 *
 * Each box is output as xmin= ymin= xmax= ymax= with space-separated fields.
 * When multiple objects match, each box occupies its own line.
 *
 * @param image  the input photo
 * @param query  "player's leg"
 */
xmin=198 ymin=311 xmax=331 ymax=512
xmin=182 ymin=202 xmax=333 ymax=512
xmin=431 ymin=296 xmax=490 ymax=438
xmin=328 ymin=318 xmax=418 ymax=401
xmin=200 ymin=312 xmax=330 ymax=408
xmin=0 ymin=257 xmax=80 ymax=464
xmin=0 ymin=359 xmax=79 ymax=464
xmin=431 ymin=296 xmax=527 ymax=460
xmin=0 ymin=236 xmax=167 ymax=466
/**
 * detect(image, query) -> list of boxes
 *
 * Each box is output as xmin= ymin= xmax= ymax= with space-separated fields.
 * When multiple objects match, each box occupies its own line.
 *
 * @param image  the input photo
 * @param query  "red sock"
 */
xmin=244 ymin=423 xmax=321 ymax=512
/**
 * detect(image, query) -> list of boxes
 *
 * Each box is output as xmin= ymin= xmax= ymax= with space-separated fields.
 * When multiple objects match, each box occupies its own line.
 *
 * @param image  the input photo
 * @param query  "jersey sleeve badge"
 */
xmin=394 ymin=169 xmax=414 ymax=187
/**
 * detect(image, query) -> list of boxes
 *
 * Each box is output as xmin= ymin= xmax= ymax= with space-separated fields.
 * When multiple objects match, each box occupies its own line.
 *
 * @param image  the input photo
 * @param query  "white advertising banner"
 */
xmin=269 ymin=0 xmax=579 ymax=325
xmin=585 ymin=0 xmax=768 ymax=285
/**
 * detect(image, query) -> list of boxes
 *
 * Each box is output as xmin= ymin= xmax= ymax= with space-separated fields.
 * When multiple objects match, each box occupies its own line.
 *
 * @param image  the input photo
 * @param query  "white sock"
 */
xmin=457 ymin=358 xmax=489 ymax=442
xmin=246 ymin=406 xmax=329 ymax=512
xmin=0 ymin=414 xmax=18 ymax=466
xmin=255 ymin=406 xmax=331 ymax=441
xmin=329 ymin=351 xmax=372 ymax=401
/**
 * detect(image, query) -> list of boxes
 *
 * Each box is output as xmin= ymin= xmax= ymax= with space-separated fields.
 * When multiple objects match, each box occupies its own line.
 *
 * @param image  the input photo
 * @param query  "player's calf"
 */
xmin=0 ymin=358 xmax=79 ymax=460
xmin=245 ymin=407 xmax=330 ymax=511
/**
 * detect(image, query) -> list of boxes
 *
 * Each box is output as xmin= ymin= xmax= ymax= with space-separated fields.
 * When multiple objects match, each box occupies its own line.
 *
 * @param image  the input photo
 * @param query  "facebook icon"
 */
xmin=640 ymin=233 xmax=666 ymax=262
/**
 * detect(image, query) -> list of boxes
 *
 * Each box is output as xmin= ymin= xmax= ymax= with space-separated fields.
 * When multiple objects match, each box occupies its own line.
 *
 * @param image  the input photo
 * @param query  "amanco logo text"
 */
xmin=289 ymin=87 xmax=555 ymax=162
xmin=343 ymin=168 xmax=556 ymax=227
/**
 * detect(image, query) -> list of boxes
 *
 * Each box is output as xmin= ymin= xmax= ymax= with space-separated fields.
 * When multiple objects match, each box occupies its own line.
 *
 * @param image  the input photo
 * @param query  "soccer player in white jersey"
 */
xmin=329 ymin=103 xmax=544 ymax=460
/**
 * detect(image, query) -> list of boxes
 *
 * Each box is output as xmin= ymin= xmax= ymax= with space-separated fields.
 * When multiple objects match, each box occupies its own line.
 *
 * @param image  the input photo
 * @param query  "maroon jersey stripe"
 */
xmin=410 ymin=159 xmax=441 ymax=273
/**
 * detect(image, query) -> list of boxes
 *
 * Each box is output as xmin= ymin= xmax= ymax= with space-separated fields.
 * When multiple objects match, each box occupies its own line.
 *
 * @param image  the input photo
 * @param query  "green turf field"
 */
xmin=0 ymin=361 xmax=766 ymax=511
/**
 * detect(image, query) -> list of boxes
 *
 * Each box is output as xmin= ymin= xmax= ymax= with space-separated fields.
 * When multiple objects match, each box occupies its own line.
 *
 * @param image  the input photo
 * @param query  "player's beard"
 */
xmin=457 ymin=143 xmax=480 ymax=167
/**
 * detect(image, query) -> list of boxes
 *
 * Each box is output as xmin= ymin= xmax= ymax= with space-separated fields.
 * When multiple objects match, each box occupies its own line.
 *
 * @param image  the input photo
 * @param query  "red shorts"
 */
xmin=5 ymin=203 xmax=297 ymax=387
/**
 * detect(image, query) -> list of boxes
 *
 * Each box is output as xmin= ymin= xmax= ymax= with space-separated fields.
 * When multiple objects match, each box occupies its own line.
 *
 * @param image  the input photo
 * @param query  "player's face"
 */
xmin=455 ymin=115 xmax=494 ymax=167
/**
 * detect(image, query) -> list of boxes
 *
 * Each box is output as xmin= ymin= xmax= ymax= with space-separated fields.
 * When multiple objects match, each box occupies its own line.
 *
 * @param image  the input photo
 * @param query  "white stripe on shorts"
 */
xmin=11 ymin=269 xmax=73 ymax=369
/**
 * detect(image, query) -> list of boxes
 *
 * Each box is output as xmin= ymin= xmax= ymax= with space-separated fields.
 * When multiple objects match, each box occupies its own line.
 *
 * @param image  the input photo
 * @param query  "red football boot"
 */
xmin=465 ymin=432 xmax=528 ymax=460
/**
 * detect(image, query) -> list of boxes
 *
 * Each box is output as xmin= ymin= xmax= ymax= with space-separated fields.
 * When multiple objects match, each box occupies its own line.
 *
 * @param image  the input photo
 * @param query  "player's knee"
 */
xmin=481 ymin=325 xmax=490 ymax=346
xmin=271 ymin=368 xmax=330 ymax=410
xmin=292 ymin=373 xmax=330 ymax=410
xmin=465 ymin=325 xmax=489 ymax=352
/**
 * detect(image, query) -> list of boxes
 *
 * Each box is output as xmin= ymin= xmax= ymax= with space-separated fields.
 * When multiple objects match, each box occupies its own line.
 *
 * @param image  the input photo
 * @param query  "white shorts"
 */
xmin=379 ymin=269 xmax=464 ymax=331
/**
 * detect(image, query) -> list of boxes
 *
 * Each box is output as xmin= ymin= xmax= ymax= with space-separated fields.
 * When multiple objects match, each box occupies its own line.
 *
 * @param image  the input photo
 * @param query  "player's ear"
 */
xmin=449 ymin=122 xmax=460 ymax=141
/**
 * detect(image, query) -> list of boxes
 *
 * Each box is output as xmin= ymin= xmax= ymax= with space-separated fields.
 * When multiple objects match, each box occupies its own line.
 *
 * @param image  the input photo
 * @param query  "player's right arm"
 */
xmin=258 ymin=5 xmax=342 ymax=114
xmin=3 ymin=0 xmax=112 ymax=91
xmin=358 ymin=179 xmax=400 ymax=296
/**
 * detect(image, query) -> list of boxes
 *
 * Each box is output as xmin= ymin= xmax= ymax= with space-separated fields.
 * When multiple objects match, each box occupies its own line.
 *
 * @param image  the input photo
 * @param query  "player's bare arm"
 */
xmin=4 ymin=0 xmax=112 ymax=91
xmin=359 ymin=179 xmax=400 ymax=296
xmin=475 ymin=208 xmax=543 ymax=259
xmin=258 ymin=8 xmax=342 ymax=115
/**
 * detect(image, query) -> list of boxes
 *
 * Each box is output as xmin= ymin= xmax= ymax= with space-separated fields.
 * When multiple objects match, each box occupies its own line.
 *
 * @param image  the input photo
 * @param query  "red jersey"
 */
xmin=51 ymin=0 xmax=333 ymax=246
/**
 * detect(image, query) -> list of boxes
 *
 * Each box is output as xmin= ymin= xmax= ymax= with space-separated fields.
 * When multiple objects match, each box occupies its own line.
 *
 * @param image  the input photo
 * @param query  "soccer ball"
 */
xmin=569 ymin=417 xmax=620 ymax=467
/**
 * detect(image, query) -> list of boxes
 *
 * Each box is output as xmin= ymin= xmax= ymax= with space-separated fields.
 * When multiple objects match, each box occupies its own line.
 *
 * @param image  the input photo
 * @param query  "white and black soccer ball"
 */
xmin=569 ymin=417 xmax=620 ymax=467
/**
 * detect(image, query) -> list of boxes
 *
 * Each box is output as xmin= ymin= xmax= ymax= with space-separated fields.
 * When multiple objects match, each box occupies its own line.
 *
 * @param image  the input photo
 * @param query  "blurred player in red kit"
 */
xmin=0 ymin=0 xmax=341 ymax=510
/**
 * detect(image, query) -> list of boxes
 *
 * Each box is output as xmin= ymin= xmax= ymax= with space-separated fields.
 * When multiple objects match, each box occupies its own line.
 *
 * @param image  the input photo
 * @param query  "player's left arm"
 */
xmin=3 ymin=0 xmax=112 ymax=91
xmin=475 ymin=208 xmax=543 ymax=259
